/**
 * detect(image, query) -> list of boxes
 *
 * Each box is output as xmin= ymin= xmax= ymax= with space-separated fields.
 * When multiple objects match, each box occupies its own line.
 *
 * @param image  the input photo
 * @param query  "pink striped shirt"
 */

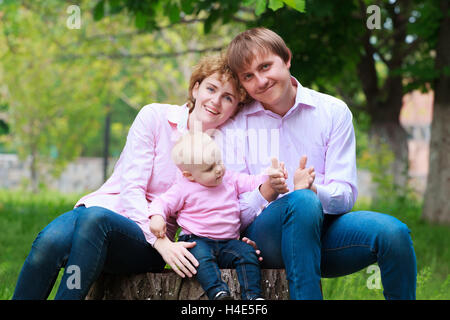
xmin=148 ymin=171 xmax=266 ymax=240
xmin=75 ymin=103 xmax=190 ymax=246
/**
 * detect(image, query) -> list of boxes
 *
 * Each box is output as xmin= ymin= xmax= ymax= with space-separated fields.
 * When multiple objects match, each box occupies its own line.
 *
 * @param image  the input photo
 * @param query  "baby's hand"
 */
xmin=150 ymin=215 xmax=167 ymax=238
xmin=266 ymin=158 xmax=289 ymax=194
xmin=294 ymin=156 xmax=315 ymax=190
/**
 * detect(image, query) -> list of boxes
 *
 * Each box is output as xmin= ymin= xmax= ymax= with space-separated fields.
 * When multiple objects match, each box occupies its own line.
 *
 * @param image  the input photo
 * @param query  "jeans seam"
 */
xmin=323 ymin=244 xmax=373 ymax=252
xmin=222 ymin=249 xmax=250 ymax=299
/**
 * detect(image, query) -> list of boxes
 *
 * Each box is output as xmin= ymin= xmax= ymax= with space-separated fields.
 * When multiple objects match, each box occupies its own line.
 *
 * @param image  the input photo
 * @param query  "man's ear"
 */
xmin=182 ymin=171 xmax=195 ymax=181
xmin=192 ymin=82 xmax=200 ymax=100
xmin=286 ymin=48 xmax=292 ymax=69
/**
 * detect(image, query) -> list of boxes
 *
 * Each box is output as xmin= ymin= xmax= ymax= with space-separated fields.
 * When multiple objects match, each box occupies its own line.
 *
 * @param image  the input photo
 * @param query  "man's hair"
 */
xmin=187 ymin=54 xmax=251 ymax=112
xmin=226 ymin=27 xmax=291 ymax=73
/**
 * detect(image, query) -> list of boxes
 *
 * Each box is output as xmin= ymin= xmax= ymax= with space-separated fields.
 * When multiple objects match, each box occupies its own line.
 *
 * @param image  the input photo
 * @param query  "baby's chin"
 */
xmin=202 ymin=177 xmax=224 ymax=187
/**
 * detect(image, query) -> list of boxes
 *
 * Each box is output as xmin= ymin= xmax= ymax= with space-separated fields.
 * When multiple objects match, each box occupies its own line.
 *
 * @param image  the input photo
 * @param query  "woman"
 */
xmin=12 ymin=54 xmax=253 ymax=300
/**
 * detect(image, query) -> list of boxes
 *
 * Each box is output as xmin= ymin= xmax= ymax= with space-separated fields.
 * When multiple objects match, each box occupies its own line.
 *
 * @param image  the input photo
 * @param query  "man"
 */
xmin=219 ymin=27 xmax=417 ymax=300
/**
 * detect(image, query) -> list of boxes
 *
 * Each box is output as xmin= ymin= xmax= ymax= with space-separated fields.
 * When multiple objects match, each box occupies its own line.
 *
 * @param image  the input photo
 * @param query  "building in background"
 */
xmin=400 ymin=90 xmax=433 ymax=195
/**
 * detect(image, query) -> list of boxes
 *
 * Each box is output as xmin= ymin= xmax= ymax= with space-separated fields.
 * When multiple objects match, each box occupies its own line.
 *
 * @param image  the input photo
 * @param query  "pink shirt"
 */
xmin=148 ymin=171 xmax=266 ymax=240
xmin=217 ymin=77 xmax=358 ymax=219
xmin=75 ymin=103 xmax=190 ymax=246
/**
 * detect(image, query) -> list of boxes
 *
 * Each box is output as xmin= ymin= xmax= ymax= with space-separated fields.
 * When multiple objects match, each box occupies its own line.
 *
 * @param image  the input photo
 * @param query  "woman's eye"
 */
xmin=225 ymin=96 xmax=233 ymax=103
xmin=207 ymin=87 xmax=214 ymax=92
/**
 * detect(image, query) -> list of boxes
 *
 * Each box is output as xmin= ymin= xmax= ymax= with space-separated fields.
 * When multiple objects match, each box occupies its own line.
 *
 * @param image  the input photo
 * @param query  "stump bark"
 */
xmin=86 ymin=269 xmax=289 ymax=300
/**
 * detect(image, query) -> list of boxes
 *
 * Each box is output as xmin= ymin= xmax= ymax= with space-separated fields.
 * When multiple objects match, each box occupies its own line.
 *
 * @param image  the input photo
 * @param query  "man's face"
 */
xmin=237 ymin=51 xmax=292 ymax=109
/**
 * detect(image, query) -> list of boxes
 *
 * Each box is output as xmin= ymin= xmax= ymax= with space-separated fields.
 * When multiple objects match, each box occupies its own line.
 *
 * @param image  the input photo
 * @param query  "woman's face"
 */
xmin=189 ymin=73 xmax=240 ymax=132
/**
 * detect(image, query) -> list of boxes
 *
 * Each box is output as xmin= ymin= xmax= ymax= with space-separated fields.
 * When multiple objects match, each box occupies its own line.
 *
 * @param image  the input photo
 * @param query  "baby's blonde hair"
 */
xmin=171 ymin=132 xmax=222 ymax=172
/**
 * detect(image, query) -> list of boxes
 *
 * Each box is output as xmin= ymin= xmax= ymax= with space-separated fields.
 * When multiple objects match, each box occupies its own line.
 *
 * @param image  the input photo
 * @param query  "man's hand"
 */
xmin=149 ymin=215 xmax=167 ymax=238
xmin=294 ymin=155 xmax=316 ymax=190
xmin=241 ymin=237 xmax=263 ymax=262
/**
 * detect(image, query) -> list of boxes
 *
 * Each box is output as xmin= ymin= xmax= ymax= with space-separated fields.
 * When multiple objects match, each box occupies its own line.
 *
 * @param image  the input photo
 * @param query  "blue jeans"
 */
xmin=179 ymin=234 xmax=262 ymax=300
xmin=13 ymin=206 xmax=165 ymax=300
xmin=244 ymin=189 xmax=417 ymax=300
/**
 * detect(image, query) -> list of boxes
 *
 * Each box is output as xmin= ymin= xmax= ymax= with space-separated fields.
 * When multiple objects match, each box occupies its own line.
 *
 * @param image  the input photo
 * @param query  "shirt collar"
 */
xmin=239 ymin=77 xmax=316 ymax=118
xmin=166 ymin=104 xmax=189 ymax=133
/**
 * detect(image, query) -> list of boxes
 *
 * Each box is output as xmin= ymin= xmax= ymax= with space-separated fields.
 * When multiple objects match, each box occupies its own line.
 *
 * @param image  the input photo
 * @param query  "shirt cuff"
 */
xmin=315 ymin=184 xmax=330 ymax=214
xmin=251 ymin=187 xmax=270 ymax=216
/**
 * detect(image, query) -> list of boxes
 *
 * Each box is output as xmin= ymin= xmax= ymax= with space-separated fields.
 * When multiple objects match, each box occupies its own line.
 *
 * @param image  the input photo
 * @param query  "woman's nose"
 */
xmin=211 ymin=93 xmax=220 ymax=106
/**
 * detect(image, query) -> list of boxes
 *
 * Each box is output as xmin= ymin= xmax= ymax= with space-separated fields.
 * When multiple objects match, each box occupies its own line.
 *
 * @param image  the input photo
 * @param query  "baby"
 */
xmin=149 ymin=132 xmax=313 ymax=300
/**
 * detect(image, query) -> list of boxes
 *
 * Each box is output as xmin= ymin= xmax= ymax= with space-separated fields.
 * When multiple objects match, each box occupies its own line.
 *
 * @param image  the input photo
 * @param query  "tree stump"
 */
xmin=86 ymin=269 xmax=289 ymax=300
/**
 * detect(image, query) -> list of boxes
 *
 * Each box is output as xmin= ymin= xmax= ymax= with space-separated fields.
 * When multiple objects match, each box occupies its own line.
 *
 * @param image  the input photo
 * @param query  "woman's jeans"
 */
xmin=179 ymin=234 xmax=262 ymax=300
xmin=244 ymin=189 xmax=417 ymax=300
xmin=12 ymin=205 xmax=165 ymax=300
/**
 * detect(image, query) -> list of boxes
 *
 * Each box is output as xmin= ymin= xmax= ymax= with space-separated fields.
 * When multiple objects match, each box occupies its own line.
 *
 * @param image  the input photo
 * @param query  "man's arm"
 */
xmin=314 ymin=105 xmax=358 ymax=214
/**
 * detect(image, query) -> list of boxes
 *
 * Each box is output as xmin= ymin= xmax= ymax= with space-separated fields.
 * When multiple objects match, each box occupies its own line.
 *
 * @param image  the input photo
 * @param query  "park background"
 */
xmin=0 ymin=0 xmax=448 ymax=299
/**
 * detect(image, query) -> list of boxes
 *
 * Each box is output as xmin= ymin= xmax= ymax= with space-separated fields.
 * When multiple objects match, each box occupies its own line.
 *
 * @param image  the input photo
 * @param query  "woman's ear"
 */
xmin=192 ymin=82 xmax=200 ymax=100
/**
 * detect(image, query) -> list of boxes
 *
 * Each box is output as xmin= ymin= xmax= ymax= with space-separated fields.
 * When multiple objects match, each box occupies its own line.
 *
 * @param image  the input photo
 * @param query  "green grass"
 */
xmin=0 ymin=190 xmax=448 ymax=300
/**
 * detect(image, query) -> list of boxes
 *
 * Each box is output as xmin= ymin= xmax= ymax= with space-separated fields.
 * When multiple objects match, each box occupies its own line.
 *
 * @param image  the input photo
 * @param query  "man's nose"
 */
xmin=255 ymin=73 xmax=269 ymax=89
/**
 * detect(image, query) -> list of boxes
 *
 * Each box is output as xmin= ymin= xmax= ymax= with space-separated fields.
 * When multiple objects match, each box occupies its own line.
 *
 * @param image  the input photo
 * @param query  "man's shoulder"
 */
xmin=305 ymin=87 xmax=350 ymax=115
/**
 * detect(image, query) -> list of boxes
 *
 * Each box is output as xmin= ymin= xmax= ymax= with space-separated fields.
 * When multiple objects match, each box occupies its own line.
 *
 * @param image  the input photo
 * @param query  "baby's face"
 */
xmin=187 ymin=142 xmax=225 ymax=187
xmin=189 ymin=159 xmax=226 ymax=187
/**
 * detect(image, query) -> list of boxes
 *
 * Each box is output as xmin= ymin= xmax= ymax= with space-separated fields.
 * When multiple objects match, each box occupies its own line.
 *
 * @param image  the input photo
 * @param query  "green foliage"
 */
xmin=92 ymin=0 xmax=305 ymax=33
xmin=0 ymin=190 xmax=79 ymax=299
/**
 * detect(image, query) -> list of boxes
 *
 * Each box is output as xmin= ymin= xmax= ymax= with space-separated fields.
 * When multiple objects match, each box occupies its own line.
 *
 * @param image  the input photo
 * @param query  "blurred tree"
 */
xmin=0 ymin=1 xmax=105 ymax=191
xmin=422 ymin=0 xmax=449 ymax=224
xmin=253 ymin=0 xmax=441 ymax=192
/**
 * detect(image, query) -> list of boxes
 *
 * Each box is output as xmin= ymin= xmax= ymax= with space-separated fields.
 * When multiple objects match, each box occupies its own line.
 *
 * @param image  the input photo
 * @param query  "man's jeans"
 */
xmin=179 ymin=234 xmax=262 ymax=300
xmin=244 ymin=189 xmax=417 ymax=300
xmin=13 ymin=206 xmax=166 ymax=300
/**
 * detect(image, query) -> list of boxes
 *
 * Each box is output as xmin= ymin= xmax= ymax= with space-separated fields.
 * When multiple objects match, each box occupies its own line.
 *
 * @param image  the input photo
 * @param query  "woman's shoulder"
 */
xmin=138 ymin=103 xmax=182 ymax=116
xmin=135 ymin=103 xmax=187 ymax=125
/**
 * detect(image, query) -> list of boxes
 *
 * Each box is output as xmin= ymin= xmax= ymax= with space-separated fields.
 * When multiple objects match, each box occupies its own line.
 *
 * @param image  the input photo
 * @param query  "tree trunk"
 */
xmin=422 ymin=0 xmax=450 ymax=224
xmin=358 ymin=28 xmax=409 ymax=190
xmin=86 ymin=269 xmax=290 ymax=300
xmin=368 ymin=120 xmax=409 ymax=189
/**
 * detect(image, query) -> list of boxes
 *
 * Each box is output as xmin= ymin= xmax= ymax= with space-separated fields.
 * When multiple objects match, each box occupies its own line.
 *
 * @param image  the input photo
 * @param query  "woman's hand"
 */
xmin=153 ymin=237 xmax=199 ymax=278
xmin=241 ymin=237 xmax=263 ymax=262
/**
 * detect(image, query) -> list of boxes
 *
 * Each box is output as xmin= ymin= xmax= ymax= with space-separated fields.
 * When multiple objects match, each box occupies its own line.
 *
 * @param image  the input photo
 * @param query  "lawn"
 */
xmin=0 ymin=190 xmax=448 ymax=300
